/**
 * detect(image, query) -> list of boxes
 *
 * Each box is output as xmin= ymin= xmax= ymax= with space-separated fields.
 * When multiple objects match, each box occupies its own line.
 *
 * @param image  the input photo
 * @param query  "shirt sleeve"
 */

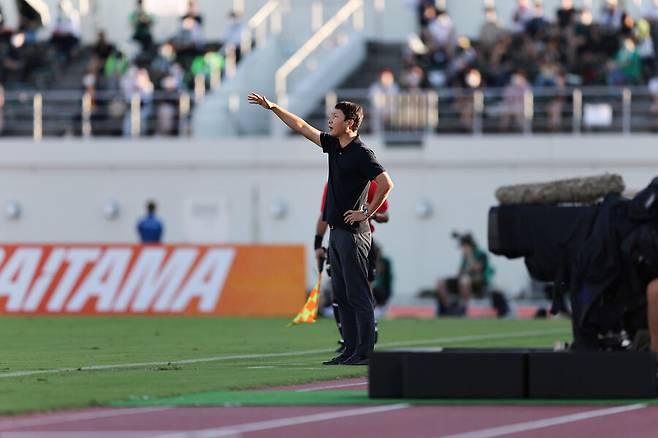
xmin=320 ymin=133 xmax=337 ymax=154
xmin=361 ymin=148 xmax=386 ymax=181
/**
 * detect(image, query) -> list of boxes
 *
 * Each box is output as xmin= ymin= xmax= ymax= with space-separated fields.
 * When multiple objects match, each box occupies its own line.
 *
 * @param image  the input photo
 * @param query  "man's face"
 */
xmin=328 ymin=109 xmax=353 ymax=136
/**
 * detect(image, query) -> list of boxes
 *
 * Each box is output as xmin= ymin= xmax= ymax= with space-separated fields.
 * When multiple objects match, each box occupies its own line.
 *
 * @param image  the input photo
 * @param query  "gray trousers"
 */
xmin=328 ymin=227 xmax=374 ymax=357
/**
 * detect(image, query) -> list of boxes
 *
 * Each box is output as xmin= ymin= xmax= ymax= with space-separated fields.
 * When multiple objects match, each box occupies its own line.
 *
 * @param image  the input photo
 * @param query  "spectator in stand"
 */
xmin=369 ymin=68 xmax=400 ymax=133
xmin=121 ymin=64 xmax=154 ymax=136
xmin=479 ymin=7 xmax=504 ymax=56
xmin=525 ymin=1 xmax=548 ymax=38
xmin=637 ymin=19 xmax=656 ymax=80
xmin=546 ymin=71 xmax=567 ymax=131
xmin=423 ymin=6 xmax=456 ymax=61
xmin=600 ymin=0 xmax=623 ymax=33
xmin=221 ymin=11 xmax=246 ymax=64
xmin=156 ymin=65 xmax=184 ymax=136
xmin=500 ymin=70 xmax=530 ymax=131
xmin=400 ymin=64 xmax=425 ymax=90
xmin=92 ymin=31 xmax=115 ymax=65
xmin=0 ymin=6 xmax=13 ymax=44
xmin=130 ymin=0 xmax=154 ymax=52
xmin=610 ymin=37 xmax=641 ymax=85
xmin=50 ymin=0 xmax=81 ymax=61
xmin=556 ymin=0 xmax=576 ymax=30
xmin=173 ymin=1 xmax=204 ymax=58
xmin=645 ymin=0 xmax=658 ymax=48
xmin=137 ymin=201 xmax=164 ymax=244
xmin=182 ymin=0 xmax=203 ymax=27
xmin=511 ymin=0 xmax=534 ymax=34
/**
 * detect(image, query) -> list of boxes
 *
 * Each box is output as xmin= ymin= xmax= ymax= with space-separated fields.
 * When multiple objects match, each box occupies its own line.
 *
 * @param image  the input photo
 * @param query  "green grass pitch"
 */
xmin=0 ymin=316 xmax=571 ymax=414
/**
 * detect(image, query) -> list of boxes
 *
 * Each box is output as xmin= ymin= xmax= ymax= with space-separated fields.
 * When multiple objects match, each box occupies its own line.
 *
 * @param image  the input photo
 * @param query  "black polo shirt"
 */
xmin=321 ymin=133 xmax=385 ymax=233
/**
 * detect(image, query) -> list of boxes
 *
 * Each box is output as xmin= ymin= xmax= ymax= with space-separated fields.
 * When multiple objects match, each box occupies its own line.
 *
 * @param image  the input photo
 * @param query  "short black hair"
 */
xmin=147 ymin=201 xmax=157 ymax=214
xmin=335 ymin=101 xmax=364 ymax=132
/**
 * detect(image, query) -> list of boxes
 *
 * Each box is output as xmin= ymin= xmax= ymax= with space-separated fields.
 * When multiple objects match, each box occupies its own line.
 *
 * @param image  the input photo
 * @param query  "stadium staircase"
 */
xmin=193 ymin=0 xmax=373 ymax=137
xmin=303 ymin=40 xmax=403 ymax=134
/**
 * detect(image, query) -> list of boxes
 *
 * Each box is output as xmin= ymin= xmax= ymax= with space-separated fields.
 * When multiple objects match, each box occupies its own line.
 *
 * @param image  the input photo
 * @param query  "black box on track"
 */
xmin=369 ymin=349 xmax=658 ymax=399
xmin=528 ymin=351 xmax=658 ymax=399
xmin=402 ymin=350 xmax=527 ymax=399
xmin=368 ymin=349 xmax=414 ymax=398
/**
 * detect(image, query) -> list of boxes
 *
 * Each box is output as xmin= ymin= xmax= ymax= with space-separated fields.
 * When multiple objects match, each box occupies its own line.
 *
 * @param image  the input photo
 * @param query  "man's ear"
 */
xmin=346 ymin=119 xmax=355 ymax=132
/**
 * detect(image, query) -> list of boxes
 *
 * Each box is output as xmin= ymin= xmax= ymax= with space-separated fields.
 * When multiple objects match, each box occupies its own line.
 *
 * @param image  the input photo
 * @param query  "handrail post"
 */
xmin=473 ymin=90 xmax=483 ymax=135
xmin=130 ymin=93 xmax=141 ymax=137
xmin=622 ymin=87 xmax=631 ymax=134
xmin=523 ymin=89 xmax=533 ymax=135
xmin=427 ymin=90 xmax=439 ymax=133
xmin=179 ymin=92 xmax=191 ymax=137
xmin=194 ymin=74 xmax=206 ymax=103
xmin=572 ymin=88 xmax=582 ymax=134
xmin=82 ymin=91 xmax=92 ymax=138
xmin=33 ymin=93 xmax=43 ymax=141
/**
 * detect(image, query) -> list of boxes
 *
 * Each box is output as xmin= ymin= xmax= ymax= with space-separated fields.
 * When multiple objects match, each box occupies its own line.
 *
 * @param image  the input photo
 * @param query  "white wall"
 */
xmin=0 ymin=135 xmax=657 ymax=303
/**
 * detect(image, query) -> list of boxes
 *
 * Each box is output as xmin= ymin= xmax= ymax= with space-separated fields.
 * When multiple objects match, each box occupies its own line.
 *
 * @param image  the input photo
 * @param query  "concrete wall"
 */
xmin=0 ymin=134 xmax=657 ymax=302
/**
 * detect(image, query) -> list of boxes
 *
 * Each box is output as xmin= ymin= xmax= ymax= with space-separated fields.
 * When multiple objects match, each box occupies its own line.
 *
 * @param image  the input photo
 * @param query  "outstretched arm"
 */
xmin=248 ymin=93 xmax=322 ymax=147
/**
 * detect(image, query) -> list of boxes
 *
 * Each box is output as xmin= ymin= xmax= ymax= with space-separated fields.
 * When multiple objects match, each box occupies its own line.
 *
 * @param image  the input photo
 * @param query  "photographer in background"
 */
xmin=436 ymin=232 xmax=493 ymax=316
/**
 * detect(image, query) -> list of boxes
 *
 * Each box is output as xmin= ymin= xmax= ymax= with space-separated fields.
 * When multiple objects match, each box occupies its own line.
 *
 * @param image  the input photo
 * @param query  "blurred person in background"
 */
xmin=92 ymin=31 xmax=115 ymax=65
xmin=173 ymin=1 xmax=204 ymax=62
xmin=182 ymin=0 xmax=203 ymax=28
xmin=500 ymin=70 xmax=530 ymax=131
xmin=156 ymin=63 xmax=185 ymax=136
xmin=511 ymin=0 xmax=534 ymax=34
xmin=599 ymin=0 xmax=623 ymax=33
xmin=369 ymin=68 xmax=399 ymax=133
xmin=423 ymin=6 xmax=456 ymax=61
xmin=525 ymin=1 xmax=548 ymax=38
xmin=0 ymin=5 xmax=13 ymax=44
xmin=130 ymin=0 xmax=154 ymax=52
xmin=636 ymin=19 xmax=656 ymax=80
xmin=137 ymin=201 xmax=164 ymax=244
xmin=609 ymin=37 xmax=641 ymax=85
xmin=222 ymin=11 xmax=245 ymax=64
xmin=121 ymin=64 xmax=154 ymax=136
xmin=436 ymin=233 xmax=493 ymax=317
xmin=50 ymin=0 xmax=81 ymax=61
xmin=478 ymin=7 xmax=504 ymax=57
xmin=556 ymin=0 xmax=576 ymax=30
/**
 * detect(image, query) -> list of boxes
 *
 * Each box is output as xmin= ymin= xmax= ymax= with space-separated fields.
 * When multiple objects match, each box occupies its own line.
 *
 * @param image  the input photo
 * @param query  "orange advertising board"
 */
xmin=0 ymin=244 xmax=306 ymax=316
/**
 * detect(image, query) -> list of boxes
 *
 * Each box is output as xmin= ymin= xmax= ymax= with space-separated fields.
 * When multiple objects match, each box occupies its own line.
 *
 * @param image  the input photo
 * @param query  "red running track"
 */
xmin=1 ymin=402 xmax=657 ymax=437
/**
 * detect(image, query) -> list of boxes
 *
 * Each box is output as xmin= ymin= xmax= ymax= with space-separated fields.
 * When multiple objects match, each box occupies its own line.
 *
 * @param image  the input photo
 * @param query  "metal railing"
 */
xmin=275 ymin=0 xmax=365 ymax=106
xmin=318 ymin=86 xmax=658 ymax=137
xmin=5 ymin=86 xmax=658 ymax=139
xmin=0 ymin=89 xmax=194 ymax=139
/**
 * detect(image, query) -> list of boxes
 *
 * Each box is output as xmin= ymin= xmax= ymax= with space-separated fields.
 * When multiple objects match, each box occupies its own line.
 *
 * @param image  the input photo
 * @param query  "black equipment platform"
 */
xmin=369 ymin=348 xmax=657 ymax=399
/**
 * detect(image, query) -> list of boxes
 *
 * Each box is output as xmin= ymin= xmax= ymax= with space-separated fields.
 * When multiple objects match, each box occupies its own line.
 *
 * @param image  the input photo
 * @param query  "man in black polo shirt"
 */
xmin=248 ymin=92 xmax=394 ymax=365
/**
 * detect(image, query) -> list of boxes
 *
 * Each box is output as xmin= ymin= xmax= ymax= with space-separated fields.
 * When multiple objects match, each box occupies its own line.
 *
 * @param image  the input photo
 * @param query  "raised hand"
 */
xmin=248 ymin=93 xmax=274 ymax=110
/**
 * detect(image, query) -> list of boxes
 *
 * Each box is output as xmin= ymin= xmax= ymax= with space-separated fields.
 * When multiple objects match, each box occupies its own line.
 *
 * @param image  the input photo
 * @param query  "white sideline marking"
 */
xmin=147 ymin=404 xmax=410 ymax=438
xmin=436 ymin=404 xmax=648 ymax=438
xmin=296 ymin=381 xmax=367 ymax=392
xmin=0 ymin=328 xmax=568 ymax=379
xmin=0 ymin=407 xmax=172 ymax=431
